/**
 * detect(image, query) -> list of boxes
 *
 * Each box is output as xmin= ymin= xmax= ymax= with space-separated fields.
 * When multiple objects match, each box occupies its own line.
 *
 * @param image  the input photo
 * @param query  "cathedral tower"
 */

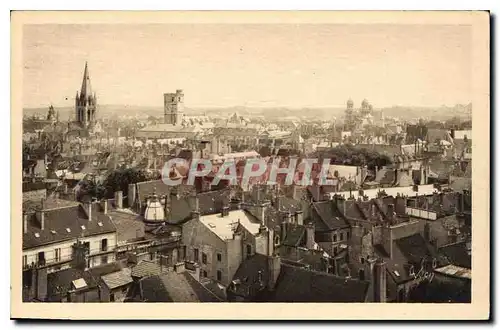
xmin=75 ymin=62 xmax=97 ymax=127
xmin=164 ymin=89 xmax=184 ymax=125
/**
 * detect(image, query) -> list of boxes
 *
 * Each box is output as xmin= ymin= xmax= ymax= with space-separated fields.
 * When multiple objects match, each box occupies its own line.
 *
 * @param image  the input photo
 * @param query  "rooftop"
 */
xmin=199 ymin=209 xmax=261 ymax=241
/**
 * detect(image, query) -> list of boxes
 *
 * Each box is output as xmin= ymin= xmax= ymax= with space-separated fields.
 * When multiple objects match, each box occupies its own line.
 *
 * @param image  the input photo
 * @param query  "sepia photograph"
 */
xmin=10 ymin=10 xmax=490 ymax=320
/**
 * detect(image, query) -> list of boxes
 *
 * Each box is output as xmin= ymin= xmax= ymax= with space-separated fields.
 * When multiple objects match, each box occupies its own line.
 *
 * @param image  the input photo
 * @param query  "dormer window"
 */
xmin=97 ymin=222 xmax=103 ymax=227
xmin=81 ymin=225 xmax=86 ymax=230
xmin=34 ymin=233 xmax=40 ymax=238
xmin=66 ymin=228 xmax=71 ymax=233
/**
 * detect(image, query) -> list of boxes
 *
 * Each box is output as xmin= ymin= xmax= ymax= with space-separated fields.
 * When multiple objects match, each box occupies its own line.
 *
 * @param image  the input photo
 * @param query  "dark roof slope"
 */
xmin=439 ymin=242 xmax=471 ymax=269
xmin=272 ymin=264 xmax=369 ymax=302
xmin=23 ymin=203 xmax=116 ymax=250
xmin=312 ymin=201 xmax=349 ymax=231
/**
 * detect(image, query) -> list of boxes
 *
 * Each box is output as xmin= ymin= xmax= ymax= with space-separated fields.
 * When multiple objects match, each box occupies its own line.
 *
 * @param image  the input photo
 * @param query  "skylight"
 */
xmin=66 ymin=228 xmax=71 ymax=233
xmin=50 ymin=230 xmax=57 ymax=234
xmin=81 ymin=225 xmax=86 ymax=230
xmin=394 ymin=270 xmax=400 ymax=277
xmin=97 ymin=222 xmax=103 ymax=227
xmin=34 ymin=233 xmax=40 ymax=238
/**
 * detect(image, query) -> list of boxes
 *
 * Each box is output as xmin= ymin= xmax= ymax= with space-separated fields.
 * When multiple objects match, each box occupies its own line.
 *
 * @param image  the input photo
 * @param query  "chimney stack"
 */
xmin=87 ymin=201 xmax=92 ymax=221
xmin=267 ymin=254 xmax=281 ymax=291
xmin=128 ymin=183 xmax=136 ymax=209
xmin=36 ymin=208 xmax=45 ymax=231
xmin=221 ymin=205 xmax=230 ymax=217
xmin=387 ymin=203 xmax=395 ymax=222
xmin=100 ymin=199 xmax=108 ymax=215
xmin=305 ymin=222 xmax=315 ymax=250
xmin=114 ymin=191 xmax=123 ymax=209
xmin=374 ymin=258 xmax=387 ymax=302
xmin=295 ymin=210 xmax=304 ymax=225
xmin=23 ymin=213 xmax=29 ymax=234
xmin=268 ymin=228 xmax=275 ymax=257
xmin=190 ymin=191 xmax=200 ymax=217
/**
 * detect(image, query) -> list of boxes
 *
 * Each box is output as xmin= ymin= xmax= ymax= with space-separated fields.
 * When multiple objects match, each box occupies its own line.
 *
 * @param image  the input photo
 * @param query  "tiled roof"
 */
xmin=312 ymin=201 xmax=349 ymax=231
xmin=131 ymin=260 xmax=164 ymax=278
xmin=169 ymin=188 xmax=231 ymax=224
xmin=140 ymin=272 xmax=221 ymax=302
xmin=272 ymin=264 xmax=369 ymax=302
xmin=229 ymin=253 xmax=269 ymax=299
xmin=46 ymin=267 xmax=97 ymax=301
xmin=198 ymin=209 xmax=260 ymax=241
xmin=281 ymin=224 xmax=306 ymax=247
xmin=108 ymin=209 xmax=145 ymax=244
xmin=439 ymin=242 xmax=471 ymax=269
xmin=101 ymin=268 xmax=133 ymax=290
xmin=23 ymin=203 xmax=116 ymax=250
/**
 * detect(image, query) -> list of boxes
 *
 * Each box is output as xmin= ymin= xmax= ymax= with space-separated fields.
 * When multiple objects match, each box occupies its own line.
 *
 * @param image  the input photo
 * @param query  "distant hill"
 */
xmin=23 ymin=103 xmax=472 ymax=122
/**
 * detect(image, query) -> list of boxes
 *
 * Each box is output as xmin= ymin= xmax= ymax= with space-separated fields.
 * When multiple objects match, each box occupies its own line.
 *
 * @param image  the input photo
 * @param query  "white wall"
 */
xmin=23 ymin=232 xmax=117 ymax=273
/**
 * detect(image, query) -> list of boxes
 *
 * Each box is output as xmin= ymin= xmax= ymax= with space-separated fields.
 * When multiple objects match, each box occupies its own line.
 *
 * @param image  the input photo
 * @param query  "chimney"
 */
xmin=394 ymin=169 xmax=398 ymax=185
xmin=268 ymin=228 xmax=275 ymax=257
xmin=100 ymin=199 xmax=108 ymax=215
xmin=221 ymin=206 xmax=230 ymax=217
xmin=190 ymin=191 xmax=200 ymax=219
xmin=280 ymin=221 xmax=288 ymax=242
xmin=295 ymin=210 xmax=304 ymax=226
xmin=34 ymin=267 xmax=48 ymax=301
xmin=193 ymin=263 xmax=201 ymax=282
xmin=175 ymin=262 xmax=185 ymax=274
xmin=23 ymin=213 xmax=29 ymax=234
xmin=305 ymin=222 xmax=315 ymax=250
xmin=114 ymin=191 xmax=123 ymax=209
xmin=128 ymin=183 xmax=136 ymax=209
xmin=387 ymin=204 xmax=395 ymax=222
xmin=267 ymin=254 xmax=281 ymax=291
xmin=36 ymin=209 xmax=45 ymax=231
xmin=87 ymin=201 xmax=92 ymax=221
xmin=292 ymin=184 xmax=299 ymax=200
xmin=373 ymin=258 xmax=387 ymax=302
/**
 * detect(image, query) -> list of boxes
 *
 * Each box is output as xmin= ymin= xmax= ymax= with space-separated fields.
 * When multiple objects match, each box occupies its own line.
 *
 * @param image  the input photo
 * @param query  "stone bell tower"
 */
xmin=75 ymin=62 xmax=97 ymax=127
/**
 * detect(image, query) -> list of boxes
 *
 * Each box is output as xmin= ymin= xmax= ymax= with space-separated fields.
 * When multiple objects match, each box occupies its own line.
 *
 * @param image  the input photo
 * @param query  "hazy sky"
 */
xmin=23 ymin=24 xmax=472 ymax=109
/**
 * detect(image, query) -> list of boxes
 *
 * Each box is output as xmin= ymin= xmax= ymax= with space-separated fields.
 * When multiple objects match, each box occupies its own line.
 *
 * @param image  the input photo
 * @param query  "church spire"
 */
xmin=80 ymin=61 xmax=92 ymax=99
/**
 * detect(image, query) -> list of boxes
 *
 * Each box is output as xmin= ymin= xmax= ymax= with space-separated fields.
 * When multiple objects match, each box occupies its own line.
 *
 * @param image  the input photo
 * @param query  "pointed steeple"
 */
xmin=80 ymin=62 xmax=92 ymax=99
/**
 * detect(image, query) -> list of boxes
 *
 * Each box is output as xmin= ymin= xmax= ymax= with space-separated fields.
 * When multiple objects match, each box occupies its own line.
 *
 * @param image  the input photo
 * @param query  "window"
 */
xmin=246 ymin=244 xmax=252 ymax=258
xmin=340 ymin=232 xmax=344 ymax=241
xmin=333 ymin=234 xmax=337 ymax=242
xmin=202 ymin=253 xmax=207 ymax=265
xmin=202 ymin=270 xmax=207 ymax=278
xmin=361 ymin=257 xmax=365 ymax=264
xmin=101 ymin=255 xmax=108 ymax=264
xmin=347 ymin=232 xmax=350 ymax=240
xmin=54 ymin=248 xmax=61 ymax=262
xmin=110 ymin=293 xmax=115 ymax=302
xmin=359 ymin=269 xmax=365 ymax=281
xmin=194 ymin=248 xmax=199 ymax=261
xmin=101 ymin=239 xmax=108 ymax=252
xmin=22 ymin=255 xmax=27 ymax=267
xmin=217 ymin=253 xmax=222 ymax=262
xmin=333 ymin=246 xmax=338 ymax=255
xmin=37 ymin=251 xmax=45 ymax=266
xmin=217 ymin=270 xmax=222 ymax=281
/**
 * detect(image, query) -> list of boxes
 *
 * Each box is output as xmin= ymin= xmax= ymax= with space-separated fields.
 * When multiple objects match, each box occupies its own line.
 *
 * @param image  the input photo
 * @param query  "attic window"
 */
xmin=97 ymin=222 xmax=103 ymax=227
xmin=66 ymin=228 xmax=71 ymax=233
xmin=50 ymin=230 xmax=57 ymax=234
xmin=394 ymin=270 xmax=400 ymax=277
xmin=81 ymin=225 xmax=86 ymax=230
xmin=34 ymin=233 xmax=40 ymax=238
